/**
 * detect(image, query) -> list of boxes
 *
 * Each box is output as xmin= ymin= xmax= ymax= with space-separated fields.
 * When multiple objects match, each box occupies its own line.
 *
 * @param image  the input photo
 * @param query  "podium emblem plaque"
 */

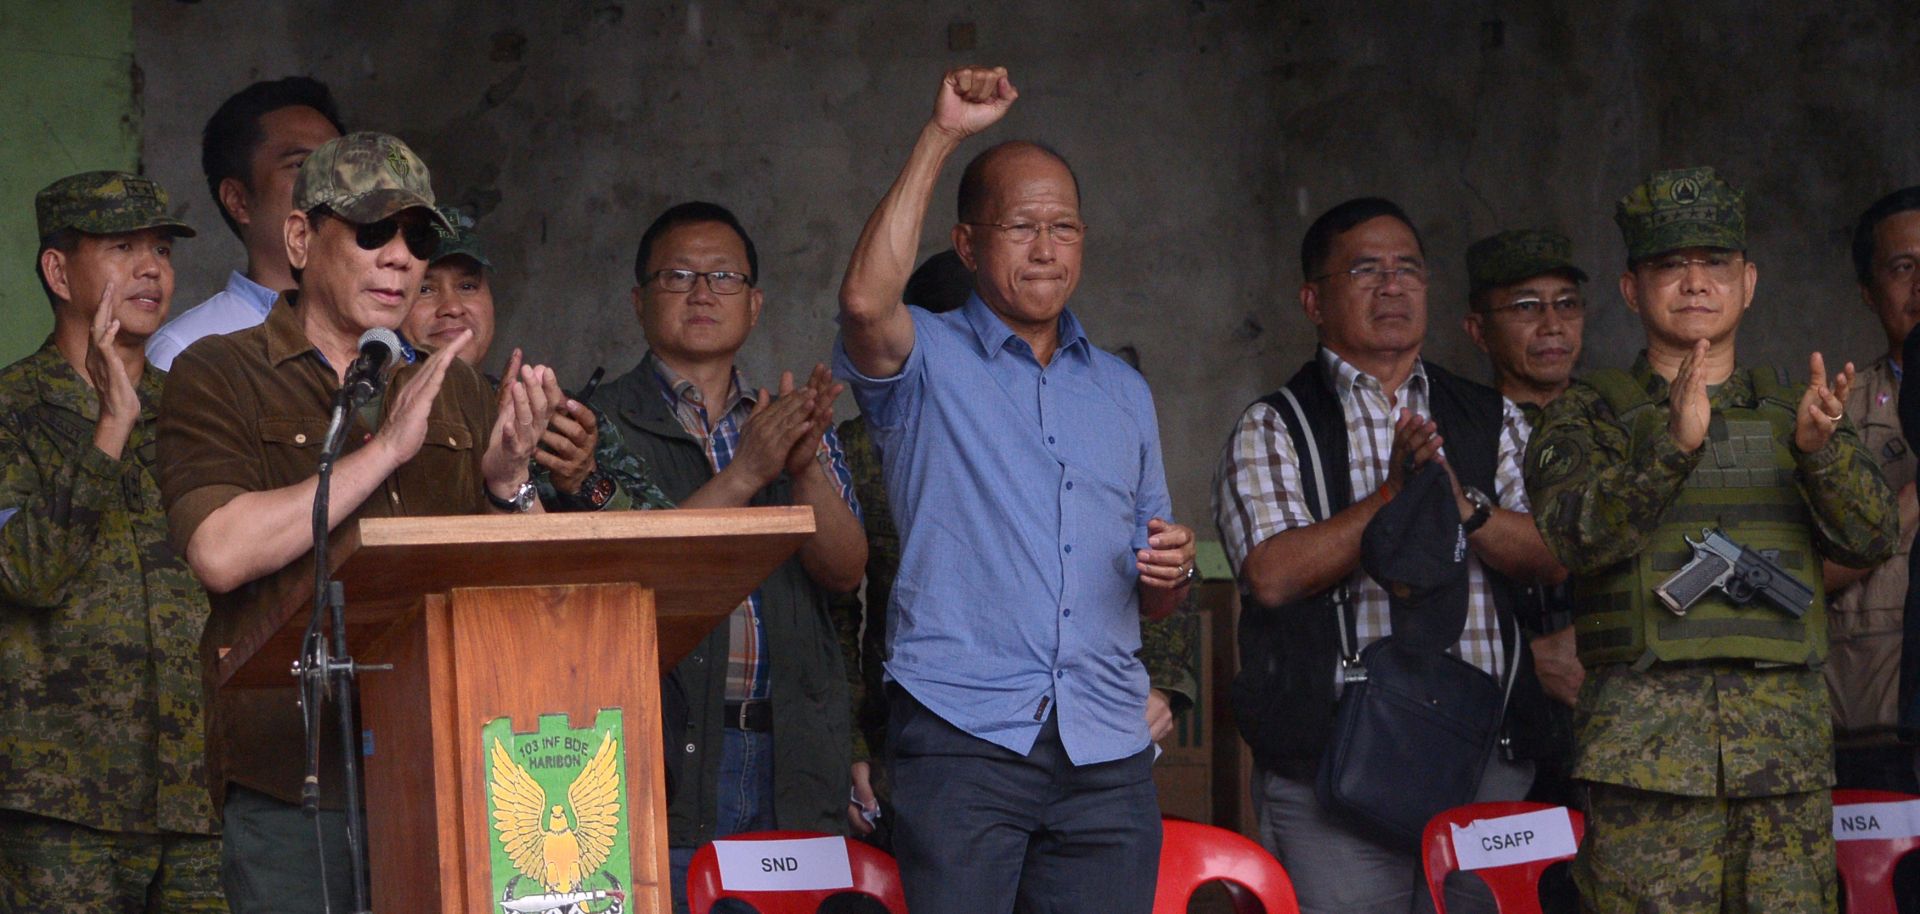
xmin=484 ymin=710 xmax=632 ymax=913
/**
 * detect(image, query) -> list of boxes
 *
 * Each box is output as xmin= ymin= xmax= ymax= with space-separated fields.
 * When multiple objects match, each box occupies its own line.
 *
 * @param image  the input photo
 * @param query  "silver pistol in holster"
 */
xmin=1654 ymin=527 xmax=1814 ymax=618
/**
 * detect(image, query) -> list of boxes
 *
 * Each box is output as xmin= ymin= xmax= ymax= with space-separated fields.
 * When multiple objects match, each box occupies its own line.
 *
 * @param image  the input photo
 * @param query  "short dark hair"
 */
xmin=956 ymin=141 xmax=1081 ymax=224
xmin=1852 ymin=186 xmax=1920 ymax=285
xmin=1300 ymin=197 xmax=1424 ymax=280
xmin=201 ymin=76 xmax=346 ymax=239
xmin=633 ymin=201 xmax=758 ymax=285
xmin=903 ymin=249 xmax=974 ymax=314
xmin=36 ymin=230 xmax=82 ymax=309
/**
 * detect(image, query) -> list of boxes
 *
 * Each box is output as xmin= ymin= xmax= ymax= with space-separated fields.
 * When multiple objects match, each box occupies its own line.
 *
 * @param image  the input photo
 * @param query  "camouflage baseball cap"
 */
xmin=430 ymin=205 xmax=490 ymax=269
xmin=1466 ymin=228 xmax=1587 ymax=300
xmin=293 ymin=132 xmax=453 ymax=232
xmin=35 ymin=171 xmax=196 ymax=240
xmin=1614 ymin=166 xmax=1746 ymax=261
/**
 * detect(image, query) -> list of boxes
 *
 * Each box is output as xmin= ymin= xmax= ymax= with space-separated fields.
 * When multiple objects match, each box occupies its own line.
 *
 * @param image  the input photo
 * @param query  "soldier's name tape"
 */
xmin=1833 ymin=800 xmax=1920 ymax=842
xmin=1448 ymin=808 xmax=1580 ymax=871
xmin=715 ymin=836 xmax=855 ymax=892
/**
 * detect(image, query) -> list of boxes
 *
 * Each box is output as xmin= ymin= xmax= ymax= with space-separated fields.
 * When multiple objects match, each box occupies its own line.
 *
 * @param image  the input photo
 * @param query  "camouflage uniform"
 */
xmin=831 ymin=415 xmax=1197 ymax=766
xmin=534 ymin=413 xmax=676 ymax=511
xmin=1525 ymin=168 xmax=1899 ymax=914
xmin=0 ymin=172 xmax=221 ymax=911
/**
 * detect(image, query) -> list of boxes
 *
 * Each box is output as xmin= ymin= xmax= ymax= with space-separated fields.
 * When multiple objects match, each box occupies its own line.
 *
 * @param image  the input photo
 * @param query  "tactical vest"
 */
xmin=1571 ymin=367 xmax=1826 ymax=668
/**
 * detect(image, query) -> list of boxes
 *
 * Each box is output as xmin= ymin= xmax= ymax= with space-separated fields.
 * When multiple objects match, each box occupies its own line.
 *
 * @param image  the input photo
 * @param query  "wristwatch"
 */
xmin=487 ymin=479 xmax=537 ymax=513
xmin=1461 ymin=485 xmax=1493 ymax=534
xmin=554 ymin=466 xmax=618 ymax=512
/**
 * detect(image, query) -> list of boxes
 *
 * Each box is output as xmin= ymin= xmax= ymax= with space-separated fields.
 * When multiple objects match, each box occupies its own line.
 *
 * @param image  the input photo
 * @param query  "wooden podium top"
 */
xmin=217 ymin=506 xmax=815 ymax=688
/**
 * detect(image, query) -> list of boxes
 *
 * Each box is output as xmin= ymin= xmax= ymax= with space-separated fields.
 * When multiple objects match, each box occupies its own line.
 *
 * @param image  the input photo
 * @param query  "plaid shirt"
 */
xmin=1213 ymin=347 xmax=1531 ymax=678
xmin=645 ymin=352 xmax=860 ymax=700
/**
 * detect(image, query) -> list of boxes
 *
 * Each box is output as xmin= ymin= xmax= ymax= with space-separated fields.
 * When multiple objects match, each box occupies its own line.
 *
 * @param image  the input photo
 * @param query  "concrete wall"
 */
xmin=131 ymin=1 xmax=1920 ymax=524
xmin=0 ymin=1 xmax=137 ymax=367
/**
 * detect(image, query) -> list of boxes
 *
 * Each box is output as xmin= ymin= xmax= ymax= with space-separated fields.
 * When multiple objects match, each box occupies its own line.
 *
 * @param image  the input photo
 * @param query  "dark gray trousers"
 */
xmin=886 ymin=686 xmax=1161 ymax=914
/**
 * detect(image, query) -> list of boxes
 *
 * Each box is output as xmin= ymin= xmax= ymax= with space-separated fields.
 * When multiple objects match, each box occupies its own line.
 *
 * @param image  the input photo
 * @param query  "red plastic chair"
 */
xmin=1152 ymin=817 xmax=1302 ymax=914
xmin=686 ymin=830 xmax=908 ymax=914
xmin=1834 ymin=788 xmax=1920 ymax=914
xmin=1421 ymin=801 xmax=1584 ymax=914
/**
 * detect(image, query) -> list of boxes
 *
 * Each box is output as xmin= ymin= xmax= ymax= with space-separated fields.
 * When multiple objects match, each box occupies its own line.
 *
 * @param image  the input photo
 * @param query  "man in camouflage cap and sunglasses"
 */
xmin=0 ymin=171 xmax=222 ymax=910
xmin=156 ymin=132 xmax=564 ymax=911
xmin=1525 ymin=167 xmax=1899 ymax=912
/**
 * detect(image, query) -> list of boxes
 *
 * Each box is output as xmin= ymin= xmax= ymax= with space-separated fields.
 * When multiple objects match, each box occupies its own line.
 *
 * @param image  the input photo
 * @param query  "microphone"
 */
xmin=319 ymin=328 xmax=403 ymax=461
xmin=341 ymin=327 xmax=403 ymax=405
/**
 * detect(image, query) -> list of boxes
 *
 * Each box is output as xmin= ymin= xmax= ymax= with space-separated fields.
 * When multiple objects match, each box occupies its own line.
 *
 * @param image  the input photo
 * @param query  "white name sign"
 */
xmin=1834 ymin=800 xmax=1920 ymax=842
xmin=714 ymin=836 xmax=854 ymax=892
xmin=1449 ymin=808 xmax=1579 ymax=871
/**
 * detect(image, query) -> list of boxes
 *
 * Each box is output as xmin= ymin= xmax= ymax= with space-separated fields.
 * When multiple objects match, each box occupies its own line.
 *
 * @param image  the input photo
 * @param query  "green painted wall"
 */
xmin=0 ymin=1 xmax=137 ymax=365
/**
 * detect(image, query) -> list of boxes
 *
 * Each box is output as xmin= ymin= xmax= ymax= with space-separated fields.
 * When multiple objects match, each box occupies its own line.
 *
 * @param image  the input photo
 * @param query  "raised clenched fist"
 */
xmin=932 ymin=66 xmax=1018 ymax=140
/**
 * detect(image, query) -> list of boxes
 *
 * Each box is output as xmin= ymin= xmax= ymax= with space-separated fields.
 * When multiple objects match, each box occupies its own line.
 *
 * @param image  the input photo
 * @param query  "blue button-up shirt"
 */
xmin=146 ymin=271 xmax=278 ymax=370
xmin=834 ymin=294 xmax=1173 ymax=765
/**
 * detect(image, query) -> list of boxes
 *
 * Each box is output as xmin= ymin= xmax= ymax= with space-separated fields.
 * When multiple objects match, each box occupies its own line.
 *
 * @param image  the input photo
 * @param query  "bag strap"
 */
xmin=1270 ymin=385 xmax=1360 ymax=668
xmin=1496 ymin=599 xmax=1520 ymax=719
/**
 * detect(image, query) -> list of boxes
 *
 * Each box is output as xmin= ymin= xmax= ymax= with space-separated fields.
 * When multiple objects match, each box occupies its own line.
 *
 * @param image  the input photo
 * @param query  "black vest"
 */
xmin=1230 ymin=357 xmax=1552 ymax=768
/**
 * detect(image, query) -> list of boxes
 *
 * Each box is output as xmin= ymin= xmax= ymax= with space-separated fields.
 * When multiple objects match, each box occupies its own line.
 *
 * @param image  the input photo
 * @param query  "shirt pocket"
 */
xmin=397 ymin=420 xmax=479 ymax=514
xmin=257 ymin=417 xmax=331 ymax=488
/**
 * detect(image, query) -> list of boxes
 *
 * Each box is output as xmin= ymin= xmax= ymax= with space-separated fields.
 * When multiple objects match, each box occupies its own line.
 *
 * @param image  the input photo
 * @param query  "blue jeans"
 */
xmin=670 ymin=728 xmax=775 ymax=914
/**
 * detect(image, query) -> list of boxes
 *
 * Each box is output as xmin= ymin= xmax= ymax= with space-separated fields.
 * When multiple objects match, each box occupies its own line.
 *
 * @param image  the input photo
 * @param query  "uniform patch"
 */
xmin=386 ymin=146 xmax=412 ymax=179
xmin=1670 ymin=177 xmax=1701 ymax=206
xmin=1533 ymin=439 xmax=1585 ymax=486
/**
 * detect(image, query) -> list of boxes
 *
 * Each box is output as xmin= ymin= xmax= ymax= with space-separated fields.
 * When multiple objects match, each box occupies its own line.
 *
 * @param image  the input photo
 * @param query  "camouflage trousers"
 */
xmin=0 ymin=809 xmax=225 ymax=912
xmin=1574 ymin=783 xmax=1834 ymax=914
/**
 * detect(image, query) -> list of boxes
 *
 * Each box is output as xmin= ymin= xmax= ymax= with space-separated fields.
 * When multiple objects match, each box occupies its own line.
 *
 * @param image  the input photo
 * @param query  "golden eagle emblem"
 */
xmin=489 ymin=731 xmax=621 ymax=893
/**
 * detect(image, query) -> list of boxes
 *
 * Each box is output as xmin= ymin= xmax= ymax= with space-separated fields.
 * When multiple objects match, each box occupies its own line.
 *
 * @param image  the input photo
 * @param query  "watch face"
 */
xmin=587 ymin=474 xmax=615 ymax=508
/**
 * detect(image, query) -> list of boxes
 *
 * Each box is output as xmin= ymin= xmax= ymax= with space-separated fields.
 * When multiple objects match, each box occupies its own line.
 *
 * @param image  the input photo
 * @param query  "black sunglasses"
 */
xmin=353 ymin=217 xmax=440 ymax=260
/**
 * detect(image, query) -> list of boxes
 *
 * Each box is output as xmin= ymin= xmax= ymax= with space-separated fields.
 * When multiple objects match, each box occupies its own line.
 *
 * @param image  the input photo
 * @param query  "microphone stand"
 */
xmin=297 ymin=380 xmax=388 ymax=914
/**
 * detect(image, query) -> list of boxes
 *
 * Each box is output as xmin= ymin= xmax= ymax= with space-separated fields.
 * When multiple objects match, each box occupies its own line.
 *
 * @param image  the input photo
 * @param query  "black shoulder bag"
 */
xmin=1301 ymin=448 xmax=1520 ymax=848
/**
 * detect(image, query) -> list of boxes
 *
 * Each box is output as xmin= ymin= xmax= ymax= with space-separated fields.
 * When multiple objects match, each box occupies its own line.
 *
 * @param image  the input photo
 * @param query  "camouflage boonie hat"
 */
xmin=1615 ymin=166 xmax=1746 ymax=261
xmin=293 ymin=132 xmax=453 ymax=232
xmin=35 ymin=171 xmax=196 ymax=240
xmin=1466 ymin=228 xmax=1588 ymax=300
xmin=430 ymin=205 xmax=490 ymax=269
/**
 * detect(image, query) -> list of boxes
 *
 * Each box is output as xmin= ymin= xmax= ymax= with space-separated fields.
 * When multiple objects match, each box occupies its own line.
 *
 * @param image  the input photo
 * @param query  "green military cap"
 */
xmin=35 ymin=171 xmax=196 ymax=240
xmin=430 ymin=205 xmax=490 ymax=269
xmin=1614 ymin=166 xmax=1747 ymax=261
xmin=1466 ymin=228 xmax=1588 ymax=301
xmin=293 ymin=131 xmax=453 ymax=232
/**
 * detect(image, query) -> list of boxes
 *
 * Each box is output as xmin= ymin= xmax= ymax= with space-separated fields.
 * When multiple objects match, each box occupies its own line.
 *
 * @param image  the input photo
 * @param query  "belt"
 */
xmin=724 ymin=699 xmax=773 ymax=732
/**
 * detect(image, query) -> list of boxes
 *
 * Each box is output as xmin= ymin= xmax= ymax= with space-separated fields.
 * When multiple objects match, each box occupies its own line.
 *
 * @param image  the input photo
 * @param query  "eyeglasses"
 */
xmin=963 ymin=221 xmax=1087 ymax=245
xmin=1312 ymin=263 xmax=1429 ymax=289
xmin=643 ymin=269 xmax=753 ymax=294
xmin=1485 ymin=295 xmax=1585 ymax=322
xmin=1639 ymin=252 xmax=1746 ymax=286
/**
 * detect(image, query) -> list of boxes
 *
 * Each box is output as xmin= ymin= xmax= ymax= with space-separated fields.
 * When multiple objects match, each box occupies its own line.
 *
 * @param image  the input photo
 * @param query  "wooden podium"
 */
xmin=215 ymin=507 xmax=815 ymax=914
